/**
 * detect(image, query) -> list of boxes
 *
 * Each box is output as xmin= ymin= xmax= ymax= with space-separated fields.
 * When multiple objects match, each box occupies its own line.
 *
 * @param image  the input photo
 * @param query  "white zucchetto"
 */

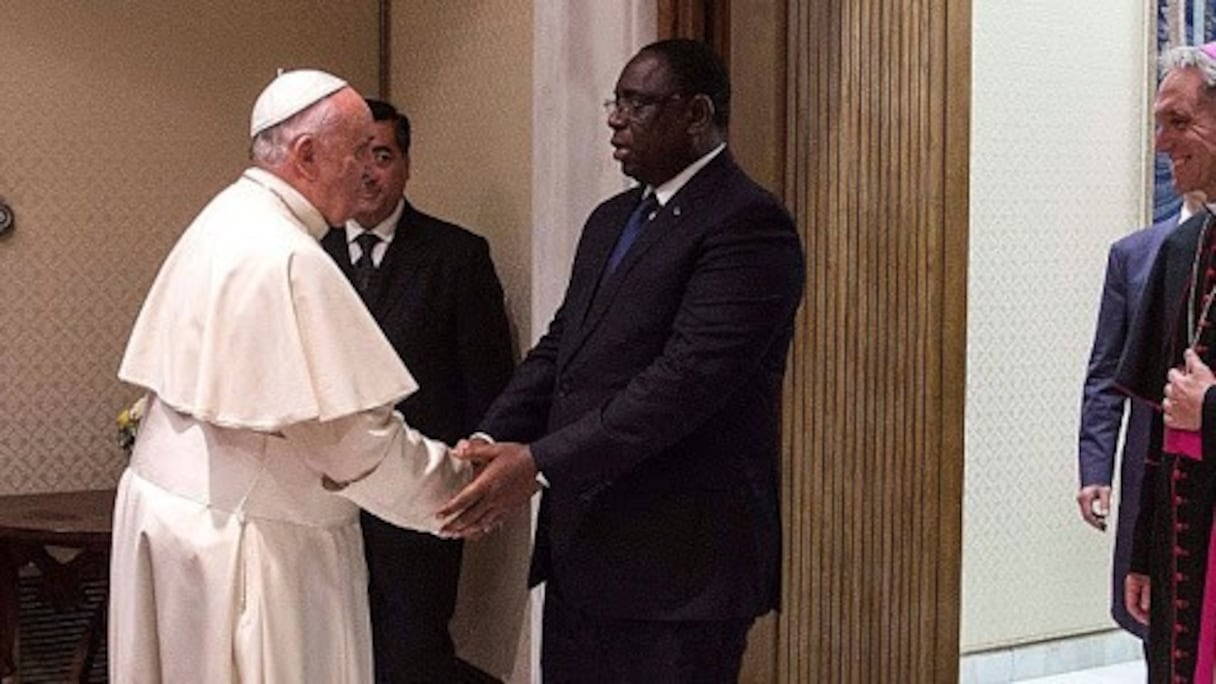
xmin=249 ymin=68 xmax=348 ymax=139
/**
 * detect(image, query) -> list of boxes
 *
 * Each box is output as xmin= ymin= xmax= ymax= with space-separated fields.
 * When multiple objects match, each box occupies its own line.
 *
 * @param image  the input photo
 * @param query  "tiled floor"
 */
xmin=960 ymin=630 xmax=1142 ymax=682
xmin=1014 ymin=660 xmax=1144 ymax=683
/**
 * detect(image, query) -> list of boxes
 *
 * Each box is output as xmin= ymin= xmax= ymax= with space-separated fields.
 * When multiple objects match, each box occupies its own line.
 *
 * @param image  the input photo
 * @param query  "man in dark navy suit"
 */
xmin=440 ymin=40 xmax=805 ymax=681
xmin=322 ymin=99 xmax=514 ymax=683
xmin=1077 ymin=193 xmax=1197 ymax=642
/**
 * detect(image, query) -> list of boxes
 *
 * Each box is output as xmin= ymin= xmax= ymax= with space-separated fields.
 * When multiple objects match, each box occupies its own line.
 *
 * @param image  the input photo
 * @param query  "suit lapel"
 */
xmin=582 ymin=200 xmax=679 ymax=323
xmin=321 ymin=228 xmax=353 ymax=278
xmin=374 ymin=205 xmax=424 ymax=315
xmin=563 ymin=153 xmax=738 ymax=367
xmin=569 ymin=188 xmax=645 ymax=332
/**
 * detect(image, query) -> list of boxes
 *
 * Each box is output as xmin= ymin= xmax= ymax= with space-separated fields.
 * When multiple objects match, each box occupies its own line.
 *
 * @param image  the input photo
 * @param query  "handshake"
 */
xmin=436 ymin=437 xmax=541 ymax=540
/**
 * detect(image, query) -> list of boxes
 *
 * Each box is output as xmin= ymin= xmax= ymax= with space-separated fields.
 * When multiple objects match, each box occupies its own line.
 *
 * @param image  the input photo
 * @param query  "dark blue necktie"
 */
xmin=353 ymin=231 xmax=381 ymax=292
xmin=605 ymin=193 xmax=658 ymax=274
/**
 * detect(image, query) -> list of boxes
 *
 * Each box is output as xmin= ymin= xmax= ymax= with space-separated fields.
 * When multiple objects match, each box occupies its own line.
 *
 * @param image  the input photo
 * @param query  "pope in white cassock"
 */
xmin=108 ymin=69 xmax=471 ymax=683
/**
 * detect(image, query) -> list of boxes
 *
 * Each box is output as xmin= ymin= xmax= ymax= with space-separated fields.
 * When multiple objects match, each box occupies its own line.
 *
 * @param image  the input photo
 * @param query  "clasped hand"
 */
xmin=436 ymin=438 xmax=540 ymax=540
xmin=1163 ymin=348 xmax=1216 ymax=431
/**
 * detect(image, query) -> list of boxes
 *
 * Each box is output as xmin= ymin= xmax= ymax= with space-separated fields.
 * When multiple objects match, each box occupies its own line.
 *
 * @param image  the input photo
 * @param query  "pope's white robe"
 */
xmin=109 ymin=168 xmax=468 ymax=683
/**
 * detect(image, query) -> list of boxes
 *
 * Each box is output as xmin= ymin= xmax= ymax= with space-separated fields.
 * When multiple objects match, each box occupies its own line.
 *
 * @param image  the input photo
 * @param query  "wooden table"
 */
xmin=0 ymin=489 xmax=115 ymax=682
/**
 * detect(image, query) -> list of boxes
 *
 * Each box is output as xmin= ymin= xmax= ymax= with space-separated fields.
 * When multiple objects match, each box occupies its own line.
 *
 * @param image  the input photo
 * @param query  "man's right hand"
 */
xmin=437 ymin=441 xmax=540 ymax=539
xmin=1076 ymin=484 xmax=1110 ymax=531
xmin=1125 ymin=572 xmax=1150 ymax=626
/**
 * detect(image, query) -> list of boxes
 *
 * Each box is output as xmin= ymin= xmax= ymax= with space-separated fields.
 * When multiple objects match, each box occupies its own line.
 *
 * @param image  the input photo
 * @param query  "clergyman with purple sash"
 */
xmin=1116 ymin=41 xmax=1216 ymax=683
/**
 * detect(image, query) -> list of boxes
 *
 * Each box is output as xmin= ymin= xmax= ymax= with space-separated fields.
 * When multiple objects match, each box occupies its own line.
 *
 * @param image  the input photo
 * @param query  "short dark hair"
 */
xmin=639 ymin=39 xmax=730 ymax=128
xmin=364 ymin=98 xmax=411 ymax=155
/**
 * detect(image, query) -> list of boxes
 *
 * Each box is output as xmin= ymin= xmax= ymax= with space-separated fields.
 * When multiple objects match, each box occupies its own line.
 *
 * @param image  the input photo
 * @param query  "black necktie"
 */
xmin=353 ymin=232 xmax=381 ymax=292
xmin=605 ymin=193 xmax=659 ymax=274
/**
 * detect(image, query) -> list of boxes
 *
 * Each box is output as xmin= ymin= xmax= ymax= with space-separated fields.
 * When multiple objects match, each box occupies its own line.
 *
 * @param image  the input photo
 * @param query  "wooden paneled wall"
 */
xmin=658 ymin=0 xmax=731 ymax=65
xmin=721 ymin=0 xmax=971 ymax=680
xmin=779 ymin=0 xmax=970 ymax=680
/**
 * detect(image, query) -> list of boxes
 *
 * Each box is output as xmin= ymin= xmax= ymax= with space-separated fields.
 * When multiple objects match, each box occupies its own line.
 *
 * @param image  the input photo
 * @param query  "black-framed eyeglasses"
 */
xmin=602 ymin=92 xmax=686 ymax=120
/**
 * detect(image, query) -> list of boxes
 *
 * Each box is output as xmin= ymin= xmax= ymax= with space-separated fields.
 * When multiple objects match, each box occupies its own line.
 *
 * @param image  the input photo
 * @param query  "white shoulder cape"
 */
xmin=119 ymin=168 xmax=416 ymax=430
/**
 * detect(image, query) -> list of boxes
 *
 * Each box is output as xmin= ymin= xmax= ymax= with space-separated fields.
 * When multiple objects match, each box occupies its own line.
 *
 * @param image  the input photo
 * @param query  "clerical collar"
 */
xmin=650 ymin=143 xmax=727 ymax=207
xmin=344 ymin=198 xmax=404 ymax=246
xmin=241 ymin=167 xmax=330 ymax=240
xmin=1180 ymin=203 xmax=1194 ymax=224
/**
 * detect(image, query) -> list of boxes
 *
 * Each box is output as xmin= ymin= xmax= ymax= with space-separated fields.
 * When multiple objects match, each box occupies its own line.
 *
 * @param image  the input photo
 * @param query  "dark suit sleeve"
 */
xmin=453 ymin=238 xmax=515 ymax=427
xmin=530 ymin=201 xmax=805 ymax=489
xmin=1115 ymin=223 xmax=1180 ymax=406
xmin=1121 ymin=239 xmax=1171 ymax=576
xmin=478 ymin=299 xmax=565 ymax=443
xmin=1077 ymin=243 xmax=1130 ymax=487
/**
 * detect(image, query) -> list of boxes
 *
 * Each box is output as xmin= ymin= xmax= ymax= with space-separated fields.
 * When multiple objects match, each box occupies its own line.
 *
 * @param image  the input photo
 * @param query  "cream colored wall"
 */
xmin=963 ymin=0 xmax=1151 ymax=651
xmin=387 ymin=1 xmax=533 ymax=352
xmin=729 ymin=0 xmax=786 ymax=197
xmin=0 ymin=1 xmax=378 ymax=496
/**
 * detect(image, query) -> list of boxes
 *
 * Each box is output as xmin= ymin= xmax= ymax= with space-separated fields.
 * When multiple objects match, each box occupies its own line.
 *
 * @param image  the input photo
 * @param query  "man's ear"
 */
xmin=292 ymin=135 xmax=320 ymax=180
xmin=686 ymin=93 xmax=715 ymax=134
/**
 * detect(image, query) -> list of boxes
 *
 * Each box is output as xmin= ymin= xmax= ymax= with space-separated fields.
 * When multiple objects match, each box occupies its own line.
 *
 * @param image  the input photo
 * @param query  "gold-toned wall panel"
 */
xmin=387 ymin=0 xmax=533 ymax=352
xmin=0 ymin=2 xmax=379 ymax=495
xmin=776 ymin=0 xmax=969 ymax=680
xmin=730 ymin=0 xmax=786 ymax=197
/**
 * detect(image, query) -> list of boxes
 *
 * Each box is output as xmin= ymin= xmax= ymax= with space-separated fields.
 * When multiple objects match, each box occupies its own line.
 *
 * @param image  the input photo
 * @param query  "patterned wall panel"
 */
xmin=964 ymin=0 xmax=1150 ymax=651
xmin=0 ymin=2 xmax=378 ymax=495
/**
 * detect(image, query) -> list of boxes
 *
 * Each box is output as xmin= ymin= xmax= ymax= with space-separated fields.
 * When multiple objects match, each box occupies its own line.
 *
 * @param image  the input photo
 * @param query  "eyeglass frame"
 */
xmin=602 ymin=92 xmax=689 ymax=120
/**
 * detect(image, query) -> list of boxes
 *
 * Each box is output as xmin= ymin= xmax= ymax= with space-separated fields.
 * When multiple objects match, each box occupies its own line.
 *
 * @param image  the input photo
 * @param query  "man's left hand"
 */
xmin=437 ymin=441 xmax=540 ymax=539
xmin=1164 ymin=348 xmax=1216 ymax=431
